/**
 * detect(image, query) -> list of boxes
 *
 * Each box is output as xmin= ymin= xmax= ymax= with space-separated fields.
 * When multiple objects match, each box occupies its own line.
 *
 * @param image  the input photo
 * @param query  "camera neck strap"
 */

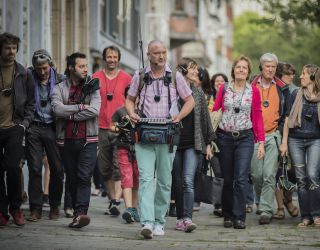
xmin=0 ymin=63 xmax=15 ymax=90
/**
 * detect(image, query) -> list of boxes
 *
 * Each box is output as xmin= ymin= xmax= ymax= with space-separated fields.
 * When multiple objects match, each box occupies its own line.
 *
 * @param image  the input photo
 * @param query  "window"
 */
xmin=175 ymin=0 xmax=184 ymax=11
xmin=99 ymin=0 xmax=106 ymax=32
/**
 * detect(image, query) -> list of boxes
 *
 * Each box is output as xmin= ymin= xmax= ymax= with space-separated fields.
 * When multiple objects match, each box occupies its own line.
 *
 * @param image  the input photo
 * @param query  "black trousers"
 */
xmin=26 ymin=124 xmax=63 ymax=212
xmin=60 ymin=139 xmax=97 ymax=215
xmin=0 ymin=125 xmax=24 ymax=214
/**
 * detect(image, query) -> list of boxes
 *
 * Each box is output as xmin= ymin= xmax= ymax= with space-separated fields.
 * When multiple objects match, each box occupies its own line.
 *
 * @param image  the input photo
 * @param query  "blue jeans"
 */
xmin=60 ymin=139 xmax=97 ymax=215
xmin=288 ymin=137 xmax=320 ymax=220
xmin=217 ymin=130 xmax=254 ymax=222
xmin=173 ymin=148 xmax=199 ymax=220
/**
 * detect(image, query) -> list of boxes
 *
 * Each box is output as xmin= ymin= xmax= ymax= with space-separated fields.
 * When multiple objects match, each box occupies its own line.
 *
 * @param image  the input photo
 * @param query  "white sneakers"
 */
xmin=140 ymin=224 xmax=153 ymax=239
xmin=140 ymin=224 xmax=165 ymax=239
xmin=153 ymin=224 xmax=165 ymax=236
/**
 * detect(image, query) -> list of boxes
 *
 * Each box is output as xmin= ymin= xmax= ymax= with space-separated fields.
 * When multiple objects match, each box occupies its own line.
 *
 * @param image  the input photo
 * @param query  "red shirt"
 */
xmin=65 ymin=83 xmax=86 ymax=139
xmin=93 ymin=70 xmax=131 ymax=129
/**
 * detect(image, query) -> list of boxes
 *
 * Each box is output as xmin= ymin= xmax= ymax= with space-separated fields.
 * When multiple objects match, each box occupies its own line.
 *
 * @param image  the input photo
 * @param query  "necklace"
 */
xmin=105 ymin=70 xmax=119 ymax=101
xmin=261 ymin=85 xmax=271 ymax=108
xmin=232 ymin=84 xmax=245 ymax=114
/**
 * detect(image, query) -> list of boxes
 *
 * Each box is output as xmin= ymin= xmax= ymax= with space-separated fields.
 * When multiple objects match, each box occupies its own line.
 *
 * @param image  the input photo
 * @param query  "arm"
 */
xmin=252 ymin=86 xmax=265 ymax=159
xmin=21 ymin=69 xmax=35 ymax=128
xmin=212 ymin=84 xmax=224 ymax=112
xmin=72 ymin=89 xmax=101 ymax=121
xmin=126 ymin=95 xmax=140 ymax=123
xmin=51 ymin=84 xmax=80 ymax=118
xmin=172 ymin=94 xmax=195 ymax=123
xmin=279 ymin=117 xmax=289 ymax=156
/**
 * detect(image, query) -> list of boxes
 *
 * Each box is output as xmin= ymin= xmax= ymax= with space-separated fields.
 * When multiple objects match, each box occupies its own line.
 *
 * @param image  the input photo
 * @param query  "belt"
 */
xmin=32 ymin=121 xmax=53 ymax=128
xmin=217 ymin=128 xmax=252 ymax=138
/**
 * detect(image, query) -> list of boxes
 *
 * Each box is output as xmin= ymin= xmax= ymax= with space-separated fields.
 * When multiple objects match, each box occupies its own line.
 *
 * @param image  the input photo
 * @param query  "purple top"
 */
xmin=127 ymin=65 xmax=192 ymax=118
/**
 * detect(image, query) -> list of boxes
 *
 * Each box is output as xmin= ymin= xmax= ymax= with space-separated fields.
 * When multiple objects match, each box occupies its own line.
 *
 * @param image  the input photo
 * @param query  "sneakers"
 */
xmin=183 ymin=219 xmax=197 ymax=233
xmin=9 ymin=209 xmax=25 ymax=226
xmin=49 ymin=207 xmax=60 ymax=220
xmin=42 ymin=194 xmax=49 ymax=207
xmin=168 ymin=203 xmax=177 ymax=217
xmin=64 ymin=208 xmax=74 ymax=218
xmin=175 ymin=219 xmax=185 ymax=231
xmin=0 ymin=212 xmax=9 ymax=226
xmin=259 ymin=215 xmax=272 ymax=225
xmin=68 ymin=214 xmax=90 ymax=228
xmin=153 ymin=224 xmax=165 ymax=236
xmin=27 ymin=210 xmax=42 ymax=222
xmin=140 ymin=223 xmax=153 ymax=239
xmin=122 ymin=208 xmax=134 ymax=223
xmin=106 ymin=200 xmax=120 ymax=216
xmin=132 ymin=207 xmax=140 ymax=222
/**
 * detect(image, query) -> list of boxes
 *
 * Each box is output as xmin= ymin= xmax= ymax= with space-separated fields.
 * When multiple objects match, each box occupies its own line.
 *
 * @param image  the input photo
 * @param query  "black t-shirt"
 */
xmin=178 ymin=98 xmax=195 ymax=150
xmin=286 ymin=90 xmax=320 ymax=139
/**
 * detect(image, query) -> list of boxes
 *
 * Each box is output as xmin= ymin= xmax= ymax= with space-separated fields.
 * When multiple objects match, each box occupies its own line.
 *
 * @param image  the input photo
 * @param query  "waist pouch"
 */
xmin=131 ymin=123 xmax=181 ymax=148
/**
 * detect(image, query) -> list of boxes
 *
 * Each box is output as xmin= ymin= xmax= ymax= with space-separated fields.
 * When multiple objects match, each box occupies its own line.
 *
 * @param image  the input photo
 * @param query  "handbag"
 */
xmin=277 ymin=155 xmax=296 ymax=192
xmin=194 ymin=157 xmax=224 ymax=205
xmin=209 ymin=108 xmax=222 ymax=132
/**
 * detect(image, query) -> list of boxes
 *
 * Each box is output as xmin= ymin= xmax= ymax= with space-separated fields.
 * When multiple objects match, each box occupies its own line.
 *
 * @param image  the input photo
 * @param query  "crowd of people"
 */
xmin=0 ymin=31 xmax=320 ymax=240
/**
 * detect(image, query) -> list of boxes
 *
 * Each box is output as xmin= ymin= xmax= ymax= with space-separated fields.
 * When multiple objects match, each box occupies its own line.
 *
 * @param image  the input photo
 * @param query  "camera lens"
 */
xmin=106 ymin=93 xmax=113 ymax=101
xmin=154 ymin=95 xmax=160 ymax=102
xmin=305 ymin=114 xmax=312 ymax=121
xmin=234 ymin=107 xmax=240 ymax=113
xmin=40 ymin=100 xmax=47 ymax=107
xmin=2 ymin=88 xmax=12 ymax=97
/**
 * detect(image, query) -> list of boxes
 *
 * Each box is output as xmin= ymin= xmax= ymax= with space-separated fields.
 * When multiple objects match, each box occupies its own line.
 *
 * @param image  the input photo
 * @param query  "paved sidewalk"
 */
xmin=1 ymin=195 xmax=320 ymax=250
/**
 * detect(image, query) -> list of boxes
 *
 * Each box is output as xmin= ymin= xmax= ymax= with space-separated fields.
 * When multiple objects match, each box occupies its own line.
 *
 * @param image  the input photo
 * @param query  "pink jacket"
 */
xmin=213 ymin=83 xmax=265 ymax=143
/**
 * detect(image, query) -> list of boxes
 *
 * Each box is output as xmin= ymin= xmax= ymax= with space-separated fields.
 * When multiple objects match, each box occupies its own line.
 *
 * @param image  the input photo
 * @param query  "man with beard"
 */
xmin=0 ymin=32 xmax=35 ymax=226
xmin=93 ymin=46 xmax=132 ymax=216
xmin=26 ymin=50 xmax=65 ymax=222
xmin=51 ymin=52 xmax=101 ymax=228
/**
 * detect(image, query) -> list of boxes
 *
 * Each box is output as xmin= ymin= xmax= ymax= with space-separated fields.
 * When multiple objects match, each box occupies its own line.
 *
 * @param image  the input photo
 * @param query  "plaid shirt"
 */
xmin=128 ymin=65 xmax=192 ymax=118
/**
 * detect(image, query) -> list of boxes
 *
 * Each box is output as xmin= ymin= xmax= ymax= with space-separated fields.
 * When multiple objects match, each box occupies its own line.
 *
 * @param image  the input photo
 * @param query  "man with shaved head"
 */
xmin=126 ymin=40 xmax=194 ymax=239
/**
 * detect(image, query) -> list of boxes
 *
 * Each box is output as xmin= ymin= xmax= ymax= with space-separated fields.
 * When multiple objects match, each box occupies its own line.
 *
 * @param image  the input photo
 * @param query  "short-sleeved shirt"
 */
xmin=93 ymin=69 xmax=131 ymax=129
xmin=220 ymin=82 xmax=253 ymax=132
xmin=127 ymin=65 xmax=192 ymax=118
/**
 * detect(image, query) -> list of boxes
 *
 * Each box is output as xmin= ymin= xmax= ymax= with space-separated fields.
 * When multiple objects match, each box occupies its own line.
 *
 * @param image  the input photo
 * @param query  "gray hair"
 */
xmin=32 ymin=49 xmax=53 ymax=67
xmin=259 ymin=53 xmax=278 ymax=66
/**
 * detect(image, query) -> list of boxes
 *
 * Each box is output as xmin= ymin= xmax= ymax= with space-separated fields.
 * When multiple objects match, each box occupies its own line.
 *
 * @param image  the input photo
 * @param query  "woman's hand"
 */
xmin=279 ymin=142 xmax=288 ymax=157
xmin=206 ymin=144 xmax=213 ymax=160
xmin=256 ymin=142 xmax=265 ymax=160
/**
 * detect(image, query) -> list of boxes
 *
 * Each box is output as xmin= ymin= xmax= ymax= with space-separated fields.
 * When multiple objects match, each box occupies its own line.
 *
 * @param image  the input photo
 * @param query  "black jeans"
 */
xmin=26 ymin=124 xmax=63 ymax=212
xmin=217 ymin=130 xmax=254 ymax=222
xmin=60 ymin=139 xmax=97 ymax=215
xmin=0 ymin=125 xmax=24 ymax=214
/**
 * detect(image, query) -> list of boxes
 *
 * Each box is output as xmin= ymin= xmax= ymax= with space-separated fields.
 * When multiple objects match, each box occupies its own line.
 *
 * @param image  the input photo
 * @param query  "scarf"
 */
xmin=287 ymin=87 xmax=320 ymax=128
xmin=34 ymin=67 xmax=56 ymax=112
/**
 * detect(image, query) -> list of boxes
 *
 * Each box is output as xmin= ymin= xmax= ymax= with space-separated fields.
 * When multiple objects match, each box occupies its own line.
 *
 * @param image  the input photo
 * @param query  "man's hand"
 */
xmin=129 ymin=112 xmax=140 ymax=124
xmin=171 ymin=115 xmax=181 ymax=123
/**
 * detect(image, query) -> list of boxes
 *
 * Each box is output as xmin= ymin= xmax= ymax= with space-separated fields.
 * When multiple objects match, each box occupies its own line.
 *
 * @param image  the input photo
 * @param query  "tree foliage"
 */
xmin=233 ymin=11 xmax=320 ymax=79
xmin=254 ymin=0 xmax=320 ymax=26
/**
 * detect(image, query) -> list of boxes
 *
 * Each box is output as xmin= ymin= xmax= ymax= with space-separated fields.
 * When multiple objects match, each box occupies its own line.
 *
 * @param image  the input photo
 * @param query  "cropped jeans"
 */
xmin=288 ymin=137 xmax=320 ymax=220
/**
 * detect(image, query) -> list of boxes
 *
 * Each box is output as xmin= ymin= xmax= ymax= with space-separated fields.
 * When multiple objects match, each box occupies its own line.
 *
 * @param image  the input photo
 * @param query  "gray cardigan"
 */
xmin=51 ymin=78 xmax=101 ymax=146
xmin=191 ymin=83 xmax=216 ymax=154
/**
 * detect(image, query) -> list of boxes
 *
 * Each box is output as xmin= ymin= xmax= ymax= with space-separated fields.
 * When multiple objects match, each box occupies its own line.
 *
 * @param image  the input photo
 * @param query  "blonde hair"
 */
xmin=231 ymin=55 xmax=252 ymax=80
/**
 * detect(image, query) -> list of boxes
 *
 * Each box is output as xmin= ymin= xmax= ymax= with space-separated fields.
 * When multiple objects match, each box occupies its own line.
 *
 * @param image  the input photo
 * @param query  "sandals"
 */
xmin=297 ymin=219 xmax=313 ymax=228
xmin=272 ymin=208 xmax=285 ymax=220
xmin=284 ymin=199 xmax=299 ymax=217
xmin=314 ymin=217 xmax=320 ymax=227
xmin=246 ymin=205 xmax=253 ymax=213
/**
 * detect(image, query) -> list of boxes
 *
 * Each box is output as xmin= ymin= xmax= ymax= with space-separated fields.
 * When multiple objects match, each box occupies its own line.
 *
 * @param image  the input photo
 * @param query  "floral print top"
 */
xmin=220 ymin=82 xmax=253 ymax=132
